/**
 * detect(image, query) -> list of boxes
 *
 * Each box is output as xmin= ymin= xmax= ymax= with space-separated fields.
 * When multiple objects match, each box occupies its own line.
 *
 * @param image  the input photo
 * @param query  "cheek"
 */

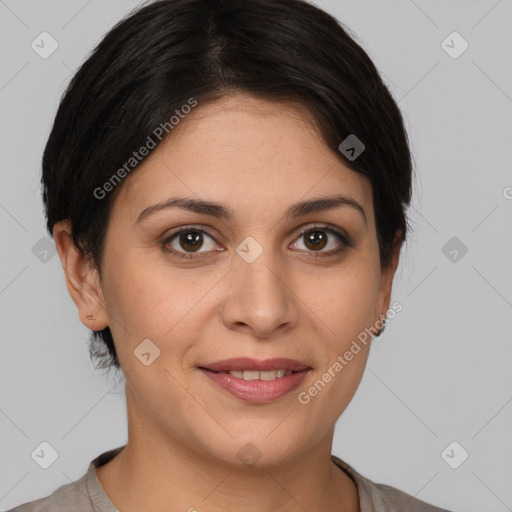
xmin=102 ymin=254 xmax=217 ymax=356
xmin=304 ymin=263 xmax=379 ymax=342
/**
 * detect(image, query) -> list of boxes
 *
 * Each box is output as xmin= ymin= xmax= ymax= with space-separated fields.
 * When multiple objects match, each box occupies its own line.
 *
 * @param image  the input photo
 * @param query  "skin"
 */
xmin=54 ymin=93 xmax=402 ymax=512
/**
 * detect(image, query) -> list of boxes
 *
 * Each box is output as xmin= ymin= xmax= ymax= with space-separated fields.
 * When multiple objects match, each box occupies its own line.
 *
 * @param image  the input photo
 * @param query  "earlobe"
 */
xmin=52 ymin=220 xmax=109 ymax=331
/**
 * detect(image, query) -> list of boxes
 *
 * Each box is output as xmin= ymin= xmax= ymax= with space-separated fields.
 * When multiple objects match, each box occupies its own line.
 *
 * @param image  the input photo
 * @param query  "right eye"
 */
xmin=162 ymin=227 xmax=223 ymax=259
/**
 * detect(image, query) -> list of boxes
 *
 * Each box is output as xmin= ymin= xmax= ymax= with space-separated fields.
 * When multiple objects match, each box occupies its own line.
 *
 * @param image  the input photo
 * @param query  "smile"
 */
xmin=214 ymin=369 xmax=295 ymax=380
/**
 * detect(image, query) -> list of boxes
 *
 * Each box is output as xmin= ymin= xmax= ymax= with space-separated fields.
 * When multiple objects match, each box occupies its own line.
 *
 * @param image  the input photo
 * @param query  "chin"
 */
xmin=191 ymin=427 xmax=307 ymax=469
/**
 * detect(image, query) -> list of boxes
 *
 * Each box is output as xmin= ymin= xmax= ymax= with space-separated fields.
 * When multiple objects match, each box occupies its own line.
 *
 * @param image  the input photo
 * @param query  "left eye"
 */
xmin=162 ymin=224 xmax=350 ymax=260
xmin=291 ymin=226 xmax=349 ymax=255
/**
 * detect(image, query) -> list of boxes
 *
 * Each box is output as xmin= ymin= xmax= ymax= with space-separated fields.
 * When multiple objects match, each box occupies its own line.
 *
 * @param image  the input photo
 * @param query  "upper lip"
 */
xmin=200 ymin=357 xmax=311 ymax=372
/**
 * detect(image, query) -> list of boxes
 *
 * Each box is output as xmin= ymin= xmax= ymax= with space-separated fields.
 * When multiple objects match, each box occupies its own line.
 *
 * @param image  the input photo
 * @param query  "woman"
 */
xmin=9 ymin=0 xmax=453 ymax=510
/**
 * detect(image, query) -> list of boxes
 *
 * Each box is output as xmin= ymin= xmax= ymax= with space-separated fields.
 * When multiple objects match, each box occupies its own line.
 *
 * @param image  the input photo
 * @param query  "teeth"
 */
xmin=260 ymin=370 xmax=279 ymax=381
xmin=243 ymin=370 xmax=261 ymax=381
xmin=219 ymin=369 xmax=294 ymax=380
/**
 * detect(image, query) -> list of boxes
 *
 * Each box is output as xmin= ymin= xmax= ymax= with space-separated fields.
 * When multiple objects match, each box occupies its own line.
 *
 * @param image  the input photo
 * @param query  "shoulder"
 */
xmin=7 ymin=446 xmax=124 ymax=512
xmin=7 ymin=472 xmax=92 ymax=512
xmin=367 ymin=481 xmax=454 ymax=512
xmin=331 ymin=455 xmax=454 ymax=512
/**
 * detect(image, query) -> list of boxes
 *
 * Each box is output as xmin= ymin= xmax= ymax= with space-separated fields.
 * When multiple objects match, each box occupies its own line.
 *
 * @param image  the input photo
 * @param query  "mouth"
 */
xmin=198 ymin=367 xmax=307 ymax=381
xmin=199 ymin=357 xmax=311 ymax=377
xmin=197 ymin=357 xmax=312 ymax=403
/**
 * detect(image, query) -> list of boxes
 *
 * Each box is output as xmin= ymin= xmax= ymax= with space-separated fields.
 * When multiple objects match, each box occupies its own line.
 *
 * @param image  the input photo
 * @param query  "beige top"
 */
xmin=8 ymin=446 xmax=453 ymax=512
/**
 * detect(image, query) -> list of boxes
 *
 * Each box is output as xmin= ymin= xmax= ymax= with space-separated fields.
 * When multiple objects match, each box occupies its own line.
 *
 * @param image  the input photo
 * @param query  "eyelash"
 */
xmin=161 ymin=224 xmax=353 ymax=260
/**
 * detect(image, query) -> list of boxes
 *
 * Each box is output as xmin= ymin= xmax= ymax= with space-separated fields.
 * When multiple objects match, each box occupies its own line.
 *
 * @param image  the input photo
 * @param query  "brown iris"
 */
xmin=303 ymin=230 xmax=328 ymax=251
xmin=179 ymin=230 xmax=204 ymax=252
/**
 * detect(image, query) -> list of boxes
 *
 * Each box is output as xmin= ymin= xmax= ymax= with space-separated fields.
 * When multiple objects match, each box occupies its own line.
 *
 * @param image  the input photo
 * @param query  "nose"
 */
xmin=221 ymin=244 xmax=299 ymax=339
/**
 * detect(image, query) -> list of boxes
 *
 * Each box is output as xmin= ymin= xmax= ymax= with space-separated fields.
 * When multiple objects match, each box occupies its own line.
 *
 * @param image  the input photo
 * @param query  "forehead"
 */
xmin=114 ymin=94 xmax=373 ymax=225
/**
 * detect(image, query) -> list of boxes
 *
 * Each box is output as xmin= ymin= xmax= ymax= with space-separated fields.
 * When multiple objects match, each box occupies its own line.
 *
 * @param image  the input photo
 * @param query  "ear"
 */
xmin=53 ymin=219 xmax=109 ymax=331
xmin=374 ymin=231 xmax=403 ymax=326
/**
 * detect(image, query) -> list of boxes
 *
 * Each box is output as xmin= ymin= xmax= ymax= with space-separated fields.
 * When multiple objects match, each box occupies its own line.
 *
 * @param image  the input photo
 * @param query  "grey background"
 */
xmin=1 ymin=1 xmax=511 ymax=511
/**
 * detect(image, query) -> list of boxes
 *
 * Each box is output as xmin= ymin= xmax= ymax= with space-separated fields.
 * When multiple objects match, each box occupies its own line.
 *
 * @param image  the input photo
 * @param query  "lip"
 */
xmin=199 ymin=357 xmax=311 ymax=372
xmin=199 ymin=367 xmax=311 ymax=403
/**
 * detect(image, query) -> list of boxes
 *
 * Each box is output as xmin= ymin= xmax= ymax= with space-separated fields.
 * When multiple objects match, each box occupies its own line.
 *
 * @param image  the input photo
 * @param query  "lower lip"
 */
xmin=199 ymin=368 xmax=310 ymax=403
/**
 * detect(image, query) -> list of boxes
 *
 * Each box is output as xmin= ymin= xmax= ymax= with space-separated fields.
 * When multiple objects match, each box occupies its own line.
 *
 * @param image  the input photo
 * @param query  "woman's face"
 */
xmin=86 ymin=94 xmax=399 ymax=466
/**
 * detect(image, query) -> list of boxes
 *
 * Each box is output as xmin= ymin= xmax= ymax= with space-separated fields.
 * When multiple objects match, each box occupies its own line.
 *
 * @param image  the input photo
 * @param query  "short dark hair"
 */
xmin=42 ymin=0 xmax=414 ymax=371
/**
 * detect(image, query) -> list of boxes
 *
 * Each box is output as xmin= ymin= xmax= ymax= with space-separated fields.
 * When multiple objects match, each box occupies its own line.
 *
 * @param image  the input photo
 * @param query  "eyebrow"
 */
xmin=134 ymin=194 xmax=367 ymax=226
